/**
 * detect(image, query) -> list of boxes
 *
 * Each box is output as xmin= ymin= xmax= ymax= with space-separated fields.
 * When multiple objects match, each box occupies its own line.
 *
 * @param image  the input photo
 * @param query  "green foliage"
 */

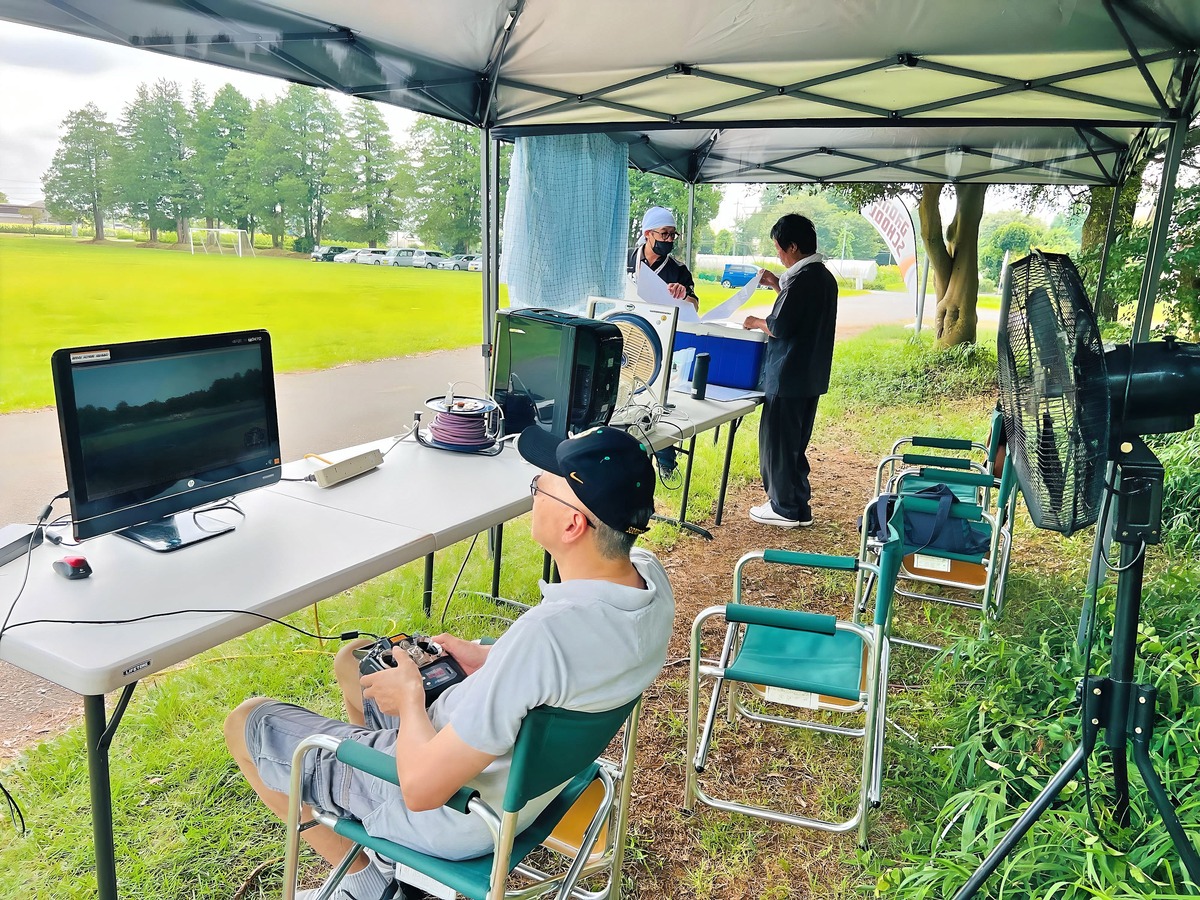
xmin=738 ymin=187 xmax=886 ymax=260
xmin=1146 ymin=423 xmax=1200 ymax=555
xmin=41 ymin=103 xmax=119 ymax=238
xmin=191 ymin=83 xmax=252 ymax=229
xmin=826 ymin=327 xmax=998 ymax=413
xmin=115 ymin=80 xmax=197 ymax=239
xmin=401 ymin=117 xmax=493 ymax=253
xmin=628 ymin=173 xmax=721 ymax=242
xmin=330 ymin=99 xmax=404 ymax=247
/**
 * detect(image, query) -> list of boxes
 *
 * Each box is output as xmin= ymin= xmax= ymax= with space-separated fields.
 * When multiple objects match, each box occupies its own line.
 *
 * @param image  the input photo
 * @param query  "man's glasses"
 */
xmin=530 ymin=475 xmax=596 ymax=529
xmin=649 ymin=229 xmax=680 ymax=241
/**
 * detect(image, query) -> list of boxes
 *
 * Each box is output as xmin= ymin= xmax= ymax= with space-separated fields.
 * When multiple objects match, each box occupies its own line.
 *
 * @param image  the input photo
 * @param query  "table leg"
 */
xmin=423 ymin=553 xmax=434 ymax=617
xmin=490 ymin=524 xmax=503 ymax=601
xmin=651 ymin=435 xmax=713 ymax=540
xmin=715 ymin=416 xmax=742 ymax=526
xmin=85 ymin=684 xmax=136 ymax=900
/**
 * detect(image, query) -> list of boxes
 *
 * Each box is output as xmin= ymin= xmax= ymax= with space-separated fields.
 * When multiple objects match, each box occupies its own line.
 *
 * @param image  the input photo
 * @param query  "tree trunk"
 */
xmin=93 ymin=202 xmax=105 ymax=242
xmin=919 ymin=183 xmax=987 ymax=348
xmin=206 ymin=216 xmax=215 ymax=230
xmin=176 ymin=217 xmax=189 ymax=244
xmin=149 ymin=226 xmax=159 ymax=242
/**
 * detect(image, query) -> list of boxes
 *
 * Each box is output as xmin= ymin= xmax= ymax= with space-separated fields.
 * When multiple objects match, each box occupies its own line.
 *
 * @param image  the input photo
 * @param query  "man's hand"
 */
xmin=666 ymin=282 xmax=688 ymax=301
xmin=431 ymin=633 xmax=491 ymax=675
xmin=361 ymin=652 xmax=426 ymax=717
xmin=758 ymin=269 xmax=780 ymax=291
xmin=743 ymin=315 xmax=770 ymax=335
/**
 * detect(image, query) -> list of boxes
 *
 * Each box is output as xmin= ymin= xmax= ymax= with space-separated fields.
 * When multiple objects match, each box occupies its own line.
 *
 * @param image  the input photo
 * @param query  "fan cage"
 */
xmin=999 ymin=251 xmax=1109 ymax=536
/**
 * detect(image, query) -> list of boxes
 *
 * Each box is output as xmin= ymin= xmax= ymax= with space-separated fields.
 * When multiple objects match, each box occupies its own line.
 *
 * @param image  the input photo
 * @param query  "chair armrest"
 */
xmin=762 ymin=549 xmax=857 ymax=570
xmin=894 ymin=495 xmax=984 ymax=520
xmin=901 ymin=453 xmax=972 ymax=469
xmin=334 ymin=740 xmax=481 ymax=814
xmin=910 ymin=436 xmax=976 ymax=451
xmin=725 ymin=603 xmax=837 ymax=635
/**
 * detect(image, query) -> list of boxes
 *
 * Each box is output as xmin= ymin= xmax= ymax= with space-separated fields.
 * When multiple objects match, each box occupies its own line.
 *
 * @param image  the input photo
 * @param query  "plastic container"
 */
xmin=673 ymin=323 xmax=766 ymax=390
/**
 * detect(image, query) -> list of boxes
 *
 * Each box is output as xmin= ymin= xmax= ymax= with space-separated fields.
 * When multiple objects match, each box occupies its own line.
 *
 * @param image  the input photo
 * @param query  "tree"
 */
xmin=226 ymin=98 xmax=289 ymax=247
xmin=401 ymin=117 xmax=485 ymax=253
xmin=273 ymin=85 xmax=342 ymax=251
xmin=116 ymin=80 xmax=197 ymax=242
xmin=830 ymin=183 xmax=986 ymax=347
xmin=741 ymin=188 xmax=884 ymax=261
xmin=42 ymin=103 xmax=118 ymax=240
xmin=331 ymin=99 xmax=403 ymax=248
xmin=978 ymin=219 xmax=1045 ymax=282
xmin=0 ymin=191 xmax=7 ymax=202
xmin=192 ymin=83 xmax=252 ymax=230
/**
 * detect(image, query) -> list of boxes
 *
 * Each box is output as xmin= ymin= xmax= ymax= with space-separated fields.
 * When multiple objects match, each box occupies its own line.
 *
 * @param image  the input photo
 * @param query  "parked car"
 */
xmin=413 ymin=249 xmax=448 ymax=268
xmin=381 ymin=248 xmax=416 ymax=266
xmin=467 ymin=256 xmax=483 ymax=272
xmin=332 ymin=248 xmax=361 ymax=263
xmin=311 ymin=245 xmax=347 ymax=262
xmin=354 ymin=248 xmax=388 ymax=264
xmin=720 ymin=263 xmax=761 ymax=288
xmin=438 ymin=254 xmax=479 ymax=271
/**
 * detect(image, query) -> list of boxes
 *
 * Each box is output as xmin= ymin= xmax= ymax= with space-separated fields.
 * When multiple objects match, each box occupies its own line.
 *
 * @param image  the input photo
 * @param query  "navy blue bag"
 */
xmin=864 ymin=484 xmax=991 ymax=556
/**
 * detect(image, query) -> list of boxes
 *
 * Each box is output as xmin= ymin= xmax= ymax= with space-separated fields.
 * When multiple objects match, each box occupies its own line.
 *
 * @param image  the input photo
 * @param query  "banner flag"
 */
xmin=861 ymin=198 xmax=918 ymax=307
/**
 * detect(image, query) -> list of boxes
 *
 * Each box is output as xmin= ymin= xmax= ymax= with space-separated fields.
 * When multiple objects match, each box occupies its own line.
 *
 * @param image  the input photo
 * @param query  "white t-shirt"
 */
xmin=361 ymin=547 xmax=674 ymax=859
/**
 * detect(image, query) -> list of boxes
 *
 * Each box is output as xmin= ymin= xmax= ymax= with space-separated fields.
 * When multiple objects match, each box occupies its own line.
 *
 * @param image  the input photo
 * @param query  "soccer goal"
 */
xmin=189 ymin=228 xmax=256 ymax=257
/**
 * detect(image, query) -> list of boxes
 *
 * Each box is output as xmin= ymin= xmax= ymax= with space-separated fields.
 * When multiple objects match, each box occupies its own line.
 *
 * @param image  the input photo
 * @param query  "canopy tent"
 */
xmin=3 ymin=0 xmax=1199 ymax=335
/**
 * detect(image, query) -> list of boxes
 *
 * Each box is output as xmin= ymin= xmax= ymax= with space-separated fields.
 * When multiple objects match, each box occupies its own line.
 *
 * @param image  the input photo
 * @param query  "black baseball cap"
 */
xmin=518 ymin=426 xmax=656 ymax=535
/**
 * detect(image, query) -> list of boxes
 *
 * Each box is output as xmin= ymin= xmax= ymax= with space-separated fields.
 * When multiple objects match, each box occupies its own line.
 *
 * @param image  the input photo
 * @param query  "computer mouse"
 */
xmin=53 ymin=555 xmax=92 ymax=580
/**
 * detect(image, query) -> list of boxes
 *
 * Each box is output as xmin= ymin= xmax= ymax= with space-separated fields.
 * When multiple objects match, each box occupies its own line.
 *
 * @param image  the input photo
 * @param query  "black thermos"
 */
xmin=692 ymin=352 xmax=711 ymax=401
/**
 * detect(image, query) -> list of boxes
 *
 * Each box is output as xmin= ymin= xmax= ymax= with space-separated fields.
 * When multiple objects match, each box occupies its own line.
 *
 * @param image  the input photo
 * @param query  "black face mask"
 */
xmin=651 ymin=238 xmax=675 ymax=257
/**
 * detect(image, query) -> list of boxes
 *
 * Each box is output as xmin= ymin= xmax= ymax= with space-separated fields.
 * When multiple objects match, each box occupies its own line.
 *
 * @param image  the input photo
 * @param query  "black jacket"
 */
xmin=762 ymin=261 xmax=839 ymax=397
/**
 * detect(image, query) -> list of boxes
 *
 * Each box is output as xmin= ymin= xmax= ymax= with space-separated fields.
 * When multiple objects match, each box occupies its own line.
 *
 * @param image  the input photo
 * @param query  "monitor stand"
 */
xmin=116 ymin=512 xmax=235 ymax=552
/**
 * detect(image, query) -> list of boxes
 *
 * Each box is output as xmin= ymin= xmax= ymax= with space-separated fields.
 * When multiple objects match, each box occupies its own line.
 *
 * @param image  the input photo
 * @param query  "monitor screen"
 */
xmin=52 ymin=330 xmax=282 ymax=549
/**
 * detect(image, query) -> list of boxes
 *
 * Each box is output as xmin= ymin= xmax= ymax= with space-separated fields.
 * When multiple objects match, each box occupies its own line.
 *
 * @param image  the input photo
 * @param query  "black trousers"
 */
xmin=759 ymin=393 xmax=821 ymax=520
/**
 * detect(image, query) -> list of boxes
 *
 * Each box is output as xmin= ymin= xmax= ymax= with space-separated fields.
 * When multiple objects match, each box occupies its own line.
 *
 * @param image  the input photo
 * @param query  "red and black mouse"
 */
xmin=53 ymin=556 xmax=92 ymax=580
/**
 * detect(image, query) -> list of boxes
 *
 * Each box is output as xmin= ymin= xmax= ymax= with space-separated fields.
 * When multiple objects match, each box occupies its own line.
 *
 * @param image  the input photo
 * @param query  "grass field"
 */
xmin=0 ymin=235 xmax=858 ymax=414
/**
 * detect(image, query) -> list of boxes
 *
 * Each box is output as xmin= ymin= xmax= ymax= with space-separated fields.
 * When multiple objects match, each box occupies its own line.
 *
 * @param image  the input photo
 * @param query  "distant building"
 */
xmin=0 ymin=200 xmax=56 ymax=226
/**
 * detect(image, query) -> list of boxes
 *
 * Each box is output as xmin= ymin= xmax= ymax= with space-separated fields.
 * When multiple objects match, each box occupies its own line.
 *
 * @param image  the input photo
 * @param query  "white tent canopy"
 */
xmin=3 ymin=0 xmax=1197 ymax=186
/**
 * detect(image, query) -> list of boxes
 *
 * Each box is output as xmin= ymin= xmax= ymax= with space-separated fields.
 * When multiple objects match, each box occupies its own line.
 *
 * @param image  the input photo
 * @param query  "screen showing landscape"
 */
xmin=71 ymin=344 xmax=271 ymax=502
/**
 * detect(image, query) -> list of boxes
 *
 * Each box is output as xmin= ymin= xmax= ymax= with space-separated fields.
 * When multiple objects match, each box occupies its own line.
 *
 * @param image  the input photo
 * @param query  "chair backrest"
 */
xmin=871 ymin=531 xmax=904 ymax=629
xmin=504 ymin=696 xmax=640 ymax=813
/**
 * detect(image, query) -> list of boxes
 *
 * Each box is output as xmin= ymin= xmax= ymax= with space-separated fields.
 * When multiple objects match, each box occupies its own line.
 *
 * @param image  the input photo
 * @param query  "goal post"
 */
xmin=189 ymin=228 xmax=256 ymax=257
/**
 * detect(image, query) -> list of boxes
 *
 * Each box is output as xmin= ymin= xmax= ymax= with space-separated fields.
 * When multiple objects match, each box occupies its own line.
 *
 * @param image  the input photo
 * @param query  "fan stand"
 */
xmin=956 ymin=437 xmax=1200 ymax=897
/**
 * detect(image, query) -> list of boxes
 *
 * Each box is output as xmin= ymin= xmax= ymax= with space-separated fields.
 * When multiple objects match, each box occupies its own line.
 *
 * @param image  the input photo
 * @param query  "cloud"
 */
xmin=0 ymin=23 xmax=126 ymax=77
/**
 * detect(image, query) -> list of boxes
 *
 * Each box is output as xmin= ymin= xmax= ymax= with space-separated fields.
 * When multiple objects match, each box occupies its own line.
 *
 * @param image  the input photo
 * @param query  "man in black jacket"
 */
xmin=742 ymin=214 xmax=838 ymax=527
xmin=626 ymin=206 xmax=699 ymax=311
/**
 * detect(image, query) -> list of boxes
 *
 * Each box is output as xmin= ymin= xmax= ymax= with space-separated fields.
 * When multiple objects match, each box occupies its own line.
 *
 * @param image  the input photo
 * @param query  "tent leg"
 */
xmin=1092 ymin=179 xmax=1124 ymax=317
xmin=1132 ymin=118 xmax=1186 ymax=342
xmin=480 ymin=128 xmax=495 ymax=388
xmin=686 ymin=182 xmax=696 ymax=269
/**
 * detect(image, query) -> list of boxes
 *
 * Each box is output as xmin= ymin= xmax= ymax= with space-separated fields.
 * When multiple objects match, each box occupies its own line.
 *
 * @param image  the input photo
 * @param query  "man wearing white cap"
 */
xmin=627 ymin=205 xmax=699 ymax=310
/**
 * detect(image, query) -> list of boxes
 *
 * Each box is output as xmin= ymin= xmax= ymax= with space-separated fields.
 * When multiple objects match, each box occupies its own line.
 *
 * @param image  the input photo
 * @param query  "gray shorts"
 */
xmin=244 ymin=698 xmax=400 ymax=824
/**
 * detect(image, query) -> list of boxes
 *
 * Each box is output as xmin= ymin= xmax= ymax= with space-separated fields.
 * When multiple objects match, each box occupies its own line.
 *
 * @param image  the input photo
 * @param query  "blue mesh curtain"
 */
xmin=500 ymin=134 xmax=629 ymax=312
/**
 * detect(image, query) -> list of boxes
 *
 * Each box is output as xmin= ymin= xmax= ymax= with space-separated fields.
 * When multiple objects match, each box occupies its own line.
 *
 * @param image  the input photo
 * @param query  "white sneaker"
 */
xmin=750 ymin=505 xmax=799 ymax=528
xmin=295 ymin=866 xmax=399 ymax=900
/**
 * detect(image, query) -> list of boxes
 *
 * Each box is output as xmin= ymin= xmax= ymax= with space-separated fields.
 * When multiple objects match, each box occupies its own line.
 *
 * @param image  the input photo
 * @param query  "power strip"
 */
xmin=314 ymin=449 xmax=384 ymax=488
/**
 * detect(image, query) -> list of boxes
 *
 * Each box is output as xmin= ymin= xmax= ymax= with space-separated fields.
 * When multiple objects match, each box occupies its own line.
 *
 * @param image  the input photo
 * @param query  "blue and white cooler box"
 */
xmin=673 ymin=321 xmax=766 ymax=390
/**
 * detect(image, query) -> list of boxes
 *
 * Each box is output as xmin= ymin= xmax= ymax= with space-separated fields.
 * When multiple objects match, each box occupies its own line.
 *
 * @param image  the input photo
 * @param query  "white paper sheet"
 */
xmin=700 ymin=270 xmax=764 ymax=323
xmin=636 ymin=260 xmax=700 ymax=322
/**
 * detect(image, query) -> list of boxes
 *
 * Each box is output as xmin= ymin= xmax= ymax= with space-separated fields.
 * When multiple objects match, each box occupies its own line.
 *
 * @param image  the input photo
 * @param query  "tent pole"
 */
xmin=480 ymin=128 xmax=495 ymax=387
xmin=1132 ymin=118 xmax=1186 ymax=342
xmin=686 ymin=182 xmax=696 ymax=269
xmin=490 ymin=135 xmax=501 ymax=337
xmin=914 ymin=253 xmax=930 ymax=336
xmin=1092 ymin=177 xmax=1125 ymax=317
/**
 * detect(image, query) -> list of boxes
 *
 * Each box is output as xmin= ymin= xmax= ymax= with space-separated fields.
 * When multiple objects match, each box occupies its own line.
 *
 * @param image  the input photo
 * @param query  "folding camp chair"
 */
xmin=683 ymin=535 xmax=902 ymax=846
xmin=857 ymin=458 xmax=1015 ymax=647
xmin=282 ymin=697 xmax=642 ymax=900
xmin=873 ymin=406 xmax=1005 ymax=506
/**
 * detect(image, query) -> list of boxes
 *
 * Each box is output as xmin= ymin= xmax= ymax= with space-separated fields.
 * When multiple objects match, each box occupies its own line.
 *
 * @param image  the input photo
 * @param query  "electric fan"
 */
xmin=585 ymin=299 xmax=679 ymax=408
xmin=958 ymin=249 xmax=1200 ymax=897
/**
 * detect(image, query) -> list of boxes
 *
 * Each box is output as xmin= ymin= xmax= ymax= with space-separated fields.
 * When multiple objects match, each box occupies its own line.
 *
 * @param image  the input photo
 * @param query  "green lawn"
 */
xmin=0 ymin=236 xmax=492 ymax=412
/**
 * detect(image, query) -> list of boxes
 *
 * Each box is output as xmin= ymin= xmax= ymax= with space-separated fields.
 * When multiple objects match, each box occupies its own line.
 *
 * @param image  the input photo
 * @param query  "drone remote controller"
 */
xmin=355 ymin=633 xmax=466 ymax=706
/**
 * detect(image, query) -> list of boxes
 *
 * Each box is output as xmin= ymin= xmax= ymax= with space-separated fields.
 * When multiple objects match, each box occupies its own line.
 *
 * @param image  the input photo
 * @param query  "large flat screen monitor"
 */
xmin=51 ymin=330 xmax=282 ymax=551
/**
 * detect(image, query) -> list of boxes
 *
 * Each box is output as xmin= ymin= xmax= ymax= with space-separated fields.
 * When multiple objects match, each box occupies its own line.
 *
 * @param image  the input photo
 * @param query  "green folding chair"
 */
xmin=683 ymin=534 xmax=902 ymax=846
xmin=282 ymin=696 xmax=642 ymax=900
xmin=872 ymin=406 xmax=1003 ymax=505
xmin=856 ymin=455 xmax=1016 ymax=647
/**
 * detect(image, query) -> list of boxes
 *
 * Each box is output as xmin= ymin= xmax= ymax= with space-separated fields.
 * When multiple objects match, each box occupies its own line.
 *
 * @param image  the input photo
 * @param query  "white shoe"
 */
xmin=750 ymin=505 xmax=799 ymax=528
xmin=294 ymin=867 xmax=399 ymax=900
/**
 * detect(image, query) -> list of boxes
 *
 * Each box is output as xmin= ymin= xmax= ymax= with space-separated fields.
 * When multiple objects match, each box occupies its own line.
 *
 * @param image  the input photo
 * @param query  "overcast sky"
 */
xmin=0 ymin=20 xmax=419 ymax=206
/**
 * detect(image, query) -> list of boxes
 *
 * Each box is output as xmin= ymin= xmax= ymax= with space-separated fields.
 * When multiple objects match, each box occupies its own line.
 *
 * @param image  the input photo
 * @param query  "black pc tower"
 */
xmin=492 ymin=308 xmax=623 ymax=439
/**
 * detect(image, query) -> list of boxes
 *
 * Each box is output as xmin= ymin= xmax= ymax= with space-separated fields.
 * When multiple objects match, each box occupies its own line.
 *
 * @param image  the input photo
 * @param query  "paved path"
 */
xmin=0 ymin=290 xmax=997 ymax=753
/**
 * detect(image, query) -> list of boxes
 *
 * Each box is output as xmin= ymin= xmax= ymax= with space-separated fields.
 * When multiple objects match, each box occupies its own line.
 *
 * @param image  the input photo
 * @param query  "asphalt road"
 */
xmin=0 ymin=289 xmax=997 ymax=752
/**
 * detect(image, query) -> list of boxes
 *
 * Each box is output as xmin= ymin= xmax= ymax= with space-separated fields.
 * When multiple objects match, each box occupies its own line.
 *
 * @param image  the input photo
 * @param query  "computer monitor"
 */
xmin=51 ymin=330 xmax=282 ymax=551
xmin=491 ymin=309 xmax=623 ymax=439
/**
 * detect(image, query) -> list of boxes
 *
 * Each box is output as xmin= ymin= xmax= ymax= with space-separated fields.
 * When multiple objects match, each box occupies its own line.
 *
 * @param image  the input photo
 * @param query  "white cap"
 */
xmin=641 ymin=206 xmax=676 ymax=233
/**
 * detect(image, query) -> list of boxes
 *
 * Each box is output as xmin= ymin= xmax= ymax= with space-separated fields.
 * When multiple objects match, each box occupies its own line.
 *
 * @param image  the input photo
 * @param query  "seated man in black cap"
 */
xmin=224 ymin=426 xmax=674 ymax=900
